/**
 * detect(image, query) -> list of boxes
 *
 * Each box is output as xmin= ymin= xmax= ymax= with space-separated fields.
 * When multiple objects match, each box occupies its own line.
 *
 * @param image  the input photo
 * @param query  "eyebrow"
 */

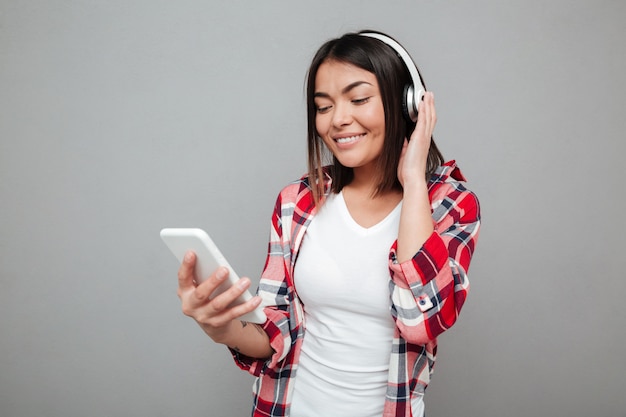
xmin=314 ymin=81 xmax=373 ymax=98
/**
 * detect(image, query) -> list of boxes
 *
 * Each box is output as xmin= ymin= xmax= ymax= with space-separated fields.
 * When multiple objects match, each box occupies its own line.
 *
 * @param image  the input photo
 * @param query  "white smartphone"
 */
xmin=160 ymin=228 xmax=267 ymax=324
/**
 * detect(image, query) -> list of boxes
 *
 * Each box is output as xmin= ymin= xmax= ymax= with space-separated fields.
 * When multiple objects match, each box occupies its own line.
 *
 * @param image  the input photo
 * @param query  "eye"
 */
xmin=351 ymin=97 xmax=371 ymax=105
xmin=316 ymin=105 xmax=332 ymax=114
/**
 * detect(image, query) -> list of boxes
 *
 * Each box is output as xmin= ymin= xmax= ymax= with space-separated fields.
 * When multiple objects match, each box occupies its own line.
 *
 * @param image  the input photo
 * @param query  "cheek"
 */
xmin=320 ymin=134 xmax=334 ymax=150
xmin=354 ymin=99 xmax=385 ymax=133
xmin=365 ymin=106 xmax=386 ymax=131
xmin=315 ymin=114 xmax=327 ymax=136
xmin=314 ymin=116 xmax=334 ymax=148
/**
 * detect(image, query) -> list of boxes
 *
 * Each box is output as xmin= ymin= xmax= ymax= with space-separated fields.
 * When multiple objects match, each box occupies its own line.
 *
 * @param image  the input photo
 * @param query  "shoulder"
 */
xmin=429 ymin=160 xmax=480 ymax=219
xmin=271 ymin=173 xmax=316 ymax=219
xmin=276 ymin=168 xmax=332 ymax=206
xmin=277 ymin=173 xmax=313 ymax=202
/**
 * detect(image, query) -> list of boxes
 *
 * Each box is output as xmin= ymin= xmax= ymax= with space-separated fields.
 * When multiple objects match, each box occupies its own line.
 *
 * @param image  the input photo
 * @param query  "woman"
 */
xmin=177 ymin=30 xmax=481 ymax=417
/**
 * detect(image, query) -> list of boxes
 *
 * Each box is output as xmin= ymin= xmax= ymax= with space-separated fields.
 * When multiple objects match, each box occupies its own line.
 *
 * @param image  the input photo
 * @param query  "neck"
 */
xmin=349 ymin=164 xmax=379 ymax=194
xmin=345 ymin=166 xmax=400 ymax=201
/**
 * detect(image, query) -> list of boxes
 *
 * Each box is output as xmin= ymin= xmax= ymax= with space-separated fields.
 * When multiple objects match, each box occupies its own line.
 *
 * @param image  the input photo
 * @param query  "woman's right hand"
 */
xmin=177 ymin=251 xmax=263 ymax=344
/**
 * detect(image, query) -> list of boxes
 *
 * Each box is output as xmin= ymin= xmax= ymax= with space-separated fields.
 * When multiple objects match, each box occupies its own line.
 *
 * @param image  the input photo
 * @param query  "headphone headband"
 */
xmin=359 ymin=32 xmax=425 ymax=122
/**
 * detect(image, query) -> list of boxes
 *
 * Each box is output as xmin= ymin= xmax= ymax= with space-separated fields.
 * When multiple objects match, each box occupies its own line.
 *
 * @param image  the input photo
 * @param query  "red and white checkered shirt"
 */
xmin=231 ymin=161 xmax=481 ymax=417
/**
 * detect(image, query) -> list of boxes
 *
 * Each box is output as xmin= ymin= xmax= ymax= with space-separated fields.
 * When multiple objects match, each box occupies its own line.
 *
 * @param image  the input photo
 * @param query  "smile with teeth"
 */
xmin=335 ymin=134 xmax=365 ymax=144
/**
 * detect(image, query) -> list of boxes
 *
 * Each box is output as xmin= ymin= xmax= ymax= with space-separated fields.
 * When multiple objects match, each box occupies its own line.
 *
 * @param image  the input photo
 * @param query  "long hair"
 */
xmin=305 ymin=30 xmax=444 ymax=205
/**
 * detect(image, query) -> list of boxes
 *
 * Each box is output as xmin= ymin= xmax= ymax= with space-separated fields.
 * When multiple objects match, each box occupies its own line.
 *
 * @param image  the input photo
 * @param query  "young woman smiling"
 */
xmin=176 ymin=30 xmax=481 ymax=417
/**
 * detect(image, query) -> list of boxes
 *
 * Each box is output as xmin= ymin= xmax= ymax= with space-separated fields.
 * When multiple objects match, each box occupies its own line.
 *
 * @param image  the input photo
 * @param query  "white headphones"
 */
xmin=359 ymin=32 xmax=425 ymax=122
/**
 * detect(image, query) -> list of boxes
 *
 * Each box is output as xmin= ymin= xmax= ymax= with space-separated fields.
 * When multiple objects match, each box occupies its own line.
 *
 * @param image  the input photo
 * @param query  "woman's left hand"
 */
xmin=397 ymin=91 xmax=437 ymax=187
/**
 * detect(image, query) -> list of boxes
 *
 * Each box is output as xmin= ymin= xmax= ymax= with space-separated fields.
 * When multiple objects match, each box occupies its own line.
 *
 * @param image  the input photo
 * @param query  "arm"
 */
xmin=178 ymin=180 xmax=310 ymax=367
xmin=393 ymin=92 xmax=481 ymax=345
xmin=229 ymin=180 xmax=312 ymax=375
xmin=396 ymin=92 xmax=437 ymax=262
xmin=389 ymin=183 xmax=481 ymax=345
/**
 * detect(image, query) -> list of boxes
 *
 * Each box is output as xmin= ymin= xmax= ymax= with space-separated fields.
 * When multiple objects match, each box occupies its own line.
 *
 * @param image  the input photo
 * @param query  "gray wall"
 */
xmin=1 ymin=1 xmax=624 ymax=416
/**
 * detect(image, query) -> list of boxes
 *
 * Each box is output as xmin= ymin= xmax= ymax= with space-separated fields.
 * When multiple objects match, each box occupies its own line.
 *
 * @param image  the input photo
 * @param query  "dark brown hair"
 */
xmin=306 ymin=30 xmax=444 ymax=205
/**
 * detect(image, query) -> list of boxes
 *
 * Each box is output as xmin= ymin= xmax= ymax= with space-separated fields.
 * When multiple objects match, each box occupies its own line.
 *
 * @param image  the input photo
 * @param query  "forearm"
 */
xmin=397 ymin=180 xmax=433 ymax=263
xmin=201 ymin=319 xmax=273 ymax=359
xmin=390 ymin=179 xmax=481 ymax=344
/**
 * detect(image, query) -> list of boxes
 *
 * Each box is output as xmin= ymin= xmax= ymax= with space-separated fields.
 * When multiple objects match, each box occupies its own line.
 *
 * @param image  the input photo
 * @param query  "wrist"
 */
xmin=402 ymin=177 xmax=428 ymax=193
xmin=200 ymin=320 xmax=236 ymax=345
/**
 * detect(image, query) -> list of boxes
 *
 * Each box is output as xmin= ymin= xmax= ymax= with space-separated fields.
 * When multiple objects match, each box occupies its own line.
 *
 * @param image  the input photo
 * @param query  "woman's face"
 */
xmin=314 ymin=60 xmax=386 ymax=174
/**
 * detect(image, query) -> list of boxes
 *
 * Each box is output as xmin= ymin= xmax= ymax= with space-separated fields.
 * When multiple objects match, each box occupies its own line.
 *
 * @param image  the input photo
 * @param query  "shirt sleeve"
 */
xmin=229 ymin=185 xmax=299 ymax=376
xmin=388 ymin=181 xmax=481 ymax=346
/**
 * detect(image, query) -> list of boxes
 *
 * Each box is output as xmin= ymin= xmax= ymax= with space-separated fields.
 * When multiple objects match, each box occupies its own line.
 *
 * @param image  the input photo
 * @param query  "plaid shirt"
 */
xmin=232 ymin=161 xmax=481 ymax=417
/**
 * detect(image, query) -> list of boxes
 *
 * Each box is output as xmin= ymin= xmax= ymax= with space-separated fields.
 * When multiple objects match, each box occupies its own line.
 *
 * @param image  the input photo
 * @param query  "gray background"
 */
xmin=1 ymin=1 xmax=625 ymax=416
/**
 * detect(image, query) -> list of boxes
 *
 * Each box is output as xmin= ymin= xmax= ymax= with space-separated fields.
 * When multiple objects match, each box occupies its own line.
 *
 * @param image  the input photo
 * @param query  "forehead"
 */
xmin=314 ymin=60 xmax=379 ymax=93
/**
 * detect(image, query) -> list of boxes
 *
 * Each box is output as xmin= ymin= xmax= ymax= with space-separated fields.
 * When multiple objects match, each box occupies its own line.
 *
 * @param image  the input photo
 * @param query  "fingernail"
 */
xmin=216 ymin=268 xmax=227 ymax=280
xmin=237 ymin=278 xmax=250 ymax=289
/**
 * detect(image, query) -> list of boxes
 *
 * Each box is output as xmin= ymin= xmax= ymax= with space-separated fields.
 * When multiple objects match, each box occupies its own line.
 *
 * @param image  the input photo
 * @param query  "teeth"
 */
xmin=336 ymin=135 xmax=362 ymax=144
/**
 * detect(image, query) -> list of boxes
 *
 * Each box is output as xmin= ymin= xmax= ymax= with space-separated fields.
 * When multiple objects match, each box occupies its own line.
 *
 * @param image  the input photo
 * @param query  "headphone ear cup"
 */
xmin=403 ymin=84 xmax=425 ymax=123
xmin=403 ymin=84 xmax=418 ymax=122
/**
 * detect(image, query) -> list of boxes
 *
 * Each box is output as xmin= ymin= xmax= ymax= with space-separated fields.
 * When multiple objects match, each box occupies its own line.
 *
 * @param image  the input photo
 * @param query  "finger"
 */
xmin=411 ymin=101 xmax=428 ymax=142
xmin=210 ymin=296 xmax=263 ymax=327
xmin=425 ymin=92 xmax=436 ymax=126
xmin=430 ymin=95 xmax=437 ymax=132
xmin=204 ymin=275 xmax=253 ymax=313
xmin=417 ymin=92 xmax=435 ymax=140
xmin=424 ymin=92 xmax=433 ymax=124
xmin=190 ymin=266 xmax=230 ymax=306
xmin=177 ymin=251 xmax=197 ymax=291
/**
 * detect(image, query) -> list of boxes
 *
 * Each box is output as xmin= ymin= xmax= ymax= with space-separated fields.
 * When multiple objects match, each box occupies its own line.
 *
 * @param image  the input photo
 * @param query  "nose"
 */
xmin=331 ymin=102 xmax=352 ymax=127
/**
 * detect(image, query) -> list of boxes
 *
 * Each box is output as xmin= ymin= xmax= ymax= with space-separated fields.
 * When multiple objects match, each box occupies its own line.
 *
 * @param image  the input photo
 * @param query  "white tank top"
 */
xmin=290 ymin=191 xmax=401 ymax=417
